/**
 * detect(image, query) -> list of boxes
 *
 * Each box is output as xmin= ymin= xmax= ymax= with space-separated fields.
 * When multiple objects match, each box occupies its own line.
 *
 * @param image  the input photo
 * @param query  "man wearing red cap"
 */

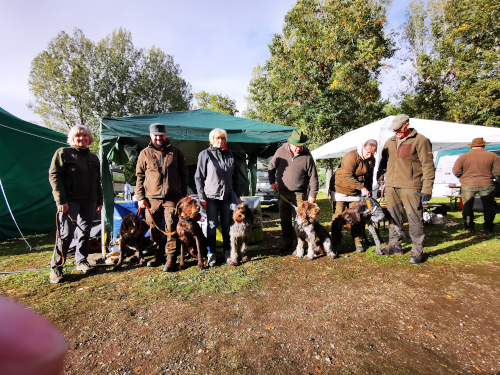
xmin=453 ymin=137 xmax=500 ymax=233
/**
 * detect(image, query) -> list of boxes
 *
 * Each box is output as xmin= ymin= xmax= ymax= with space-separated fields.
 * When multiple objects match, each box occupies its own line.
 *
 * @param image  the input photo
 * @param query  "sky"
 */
xmin=0 ymin=0 xmax=411 ymax=124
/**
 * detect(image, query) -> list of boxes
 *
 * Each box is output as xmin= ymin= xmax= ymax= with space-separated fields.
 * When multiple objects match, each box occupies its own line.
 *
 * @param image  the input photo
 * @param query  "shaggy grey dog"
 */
xmin=295 ymin=201 xmax=336 ymax=260
xmin=228 ymin=203 xmax=254 ymax=266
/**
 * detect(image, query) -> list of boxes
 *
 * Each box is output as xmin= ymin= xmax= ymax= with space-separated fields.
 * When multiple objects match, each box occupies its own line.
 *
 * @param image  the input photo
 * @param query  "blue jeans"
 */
xmin=206 ymin=198 xmax=232 ymax=254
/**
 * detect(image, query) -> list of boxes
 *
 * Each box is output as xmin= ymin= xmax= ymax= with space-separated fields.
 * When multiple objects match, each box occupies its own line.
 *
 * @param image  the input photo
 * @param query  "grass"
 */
xmin=1 ymin=192 xmax=499 ymax=300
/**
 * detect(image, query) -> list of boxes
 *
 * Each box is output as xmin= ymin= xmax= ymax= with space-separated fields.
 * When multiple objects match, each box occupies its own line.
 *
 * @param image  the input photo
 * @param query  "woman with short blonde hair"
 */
xmin=67 ymin=125 xmax=94 ymax=146
xmin=48 ymin=125 xmax=102 ymax=284
xmin=209 ymin=128 xmax=227 ymax=145
xmin=195 ymin=128 xmax=240 ymax=267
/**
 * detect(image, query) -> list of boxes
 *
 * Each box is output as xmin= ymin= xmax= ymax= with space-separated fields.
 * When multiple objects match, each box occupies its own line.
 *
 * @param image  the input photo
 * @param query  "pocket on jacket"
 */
xmin=397 ymin=144 xmax=413 ymax=158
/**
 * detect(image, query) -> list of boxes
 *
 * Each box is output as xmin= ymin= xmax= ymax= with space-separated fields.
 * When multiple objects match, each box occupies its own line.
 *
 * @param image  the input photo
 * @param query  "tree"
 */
xmin=28 ymin=28 xmax=193 ymax=136
xmin=194 ymin=91 xmax=238 ymax=115
xmin=399 ymin=0 xmax=500 ymax=126
xmin=28 ymin=29 xmax=97 ymax=133
xmin=246 ymin=0 xmax=394 ymax=147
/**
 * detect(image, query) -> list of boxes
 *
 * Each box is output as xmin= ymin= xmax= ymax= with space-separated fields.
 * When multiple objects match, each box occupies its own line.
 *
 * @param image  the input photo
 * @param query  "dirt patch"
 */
xmin=4 ymin=254 xmax=497 ymax=374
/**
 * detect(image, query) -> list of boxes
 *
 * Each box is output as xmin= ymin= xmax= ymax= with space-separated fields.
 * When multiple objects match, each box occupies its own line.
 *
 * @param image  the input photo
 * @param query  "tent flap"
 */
xmin=0 ymin=107 xmax=68 ymax=241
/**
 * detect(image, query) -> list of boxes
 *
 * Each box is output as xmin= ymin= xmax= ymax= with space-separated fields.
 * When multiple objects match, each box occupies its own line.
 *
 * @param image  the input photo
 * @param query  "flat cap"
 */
xmin=390 ymin=114 xmax=410 ymax=130
xmin=149 ymin=123 xmax=166 ymax=135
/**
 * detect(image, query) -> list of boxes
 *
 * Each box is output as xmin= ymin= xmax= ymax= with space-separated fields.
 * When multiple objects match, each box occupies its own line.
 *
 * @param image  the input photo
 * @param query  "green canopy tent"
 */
xmin=100 ymin=109 xmax=295 ymax=242
xmin=0 ymin=107 xmax=68 ymax=242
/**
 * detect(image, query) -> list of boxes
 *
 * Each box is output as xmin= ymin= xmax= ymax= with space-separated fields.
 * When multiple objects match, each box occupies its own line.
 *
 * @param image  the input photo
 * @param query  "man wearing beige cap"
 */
xmin=453 ymin=137 xmax=500 ymax=233
xmin=377 ymin=114 xmax=435 ymax=264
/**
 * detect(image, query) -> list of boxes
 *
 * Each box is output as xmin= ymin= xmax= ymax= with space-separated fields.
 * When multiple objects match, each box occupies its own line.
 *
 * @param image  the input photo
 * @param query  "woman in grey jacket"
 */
xmin=195 ymin=128 xmax=239 ymax=266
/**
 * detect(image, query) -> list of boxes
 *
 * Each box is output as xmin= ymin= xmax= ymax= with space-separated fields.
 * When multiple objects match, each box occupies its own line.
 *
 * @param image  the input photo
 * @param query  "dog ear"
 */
xmin=175 ymin=199 xmax=183 ymax=216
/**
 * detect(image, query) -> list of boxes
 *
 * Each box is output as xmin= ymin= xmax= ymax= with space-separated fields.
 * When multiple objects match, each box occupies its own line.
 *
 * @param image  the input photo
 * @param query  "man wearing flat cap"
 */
xmin=453 ymin=137 xmax=500 ymax=233
xmin=136 ymin=123 xmax=188 ymax=271
xmin=377 ymin=114 xmax=435 ymax=264
xmin=268 ymin=129 xmax=319 ymax=253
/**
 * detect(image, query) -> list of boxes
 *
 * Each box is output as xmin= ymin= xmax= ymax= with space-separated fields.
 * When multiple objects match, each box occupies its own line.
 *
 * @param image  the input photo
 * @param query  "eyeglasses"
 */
xmin=393 ymin=123 xmax=408 ymax=134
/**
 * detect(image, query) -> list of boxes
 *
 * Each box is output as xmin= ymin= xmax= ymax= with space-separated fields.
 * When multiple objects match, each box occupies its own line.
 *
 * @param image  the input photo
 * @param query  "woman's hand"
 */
xmin=200 ymin=199 xmax=207 ymax=210
xmin=57 ymin=204 xmax=69 ymax=213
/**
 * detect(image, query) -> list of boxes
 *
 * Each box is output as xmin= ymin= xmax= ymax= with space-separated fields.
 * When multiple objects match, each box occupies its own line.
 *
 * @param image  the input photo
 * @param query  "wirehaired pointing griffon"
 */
xmin=337 ymin=196 xmax=395 ymax=255
xmin=113 ymin=213 xmax=149 ymax=271
xmin=176 ymin=196 xmax=208 ymax=270
xmin=295 ymin=201 xmax=336 ymax=260
xmin=229 ymin=203 xmax=254 ymax=266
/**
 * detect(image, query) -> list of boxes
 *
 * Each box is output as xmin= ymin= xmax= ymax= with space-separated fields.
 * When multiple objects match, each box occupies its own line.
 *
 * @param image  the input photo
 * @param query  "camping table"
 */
xmin=446 ymin=185 xmax=461 ymax=209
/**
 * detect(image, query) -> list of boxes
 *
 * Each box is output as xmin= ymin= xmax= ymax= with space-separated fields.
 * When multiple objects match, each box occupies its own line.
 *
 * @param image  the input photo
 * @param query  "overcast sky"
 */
xmin=0 ymin=0 xmax=410 ymax=124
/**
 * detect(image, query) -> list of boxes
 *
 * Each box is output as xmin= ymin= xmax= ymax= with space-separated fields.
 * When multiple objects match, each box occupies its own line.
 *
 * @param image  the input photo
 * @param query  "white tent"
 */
xmin=311 ymin=116 xmax=500 ymax=197
xmin=311 ymin=116 xmax=500 ymax=160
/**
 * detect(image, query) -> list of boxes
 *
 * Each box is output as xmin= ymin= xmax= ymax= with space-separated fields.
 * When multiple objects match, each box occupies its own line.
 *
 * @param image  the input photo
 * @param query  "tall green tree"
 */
xmin=28 ymin=28 xmax=193 ymax=136
xmin=194 ymin=91 xmax=238 ymax=116
xmin=246 ymin=0 xmax=394 ymax=147
xmin=400 ymin=0 xmax=500 ymax=126
xmin=28 ymin=29 xmax=97 ymax=132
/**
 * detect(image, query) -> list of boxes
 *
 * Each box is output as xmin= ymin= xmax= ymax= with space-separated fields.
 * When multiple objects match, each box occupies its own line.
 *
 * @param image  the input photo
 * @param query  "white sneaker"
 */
xmin=207 ymin=253 xmax=216 ymax=268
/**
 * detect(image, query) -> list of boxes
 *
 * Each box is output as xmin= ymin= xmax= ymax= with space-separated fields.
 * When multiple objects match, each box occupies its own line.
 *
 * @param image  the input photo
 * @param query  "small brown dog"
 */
xmin=176 ymin=196 xmax=208 ymax=270
xmin=229 ymin=203 xmax=254 ymax=266
xmin=113 ymin=213 xmax=149 ymax=270
xmin=295 ymin=201 xmax=336 ymax=260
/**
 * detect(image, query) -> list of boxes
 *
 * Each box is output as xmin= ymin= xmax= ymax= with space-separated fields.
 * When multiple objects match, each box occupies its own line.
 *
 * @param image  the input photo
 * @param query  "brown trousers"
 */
xmin=145 ymin=198 xmax=180 ymax=259
xmin=385 ymin=187 xmax=425 ymax=256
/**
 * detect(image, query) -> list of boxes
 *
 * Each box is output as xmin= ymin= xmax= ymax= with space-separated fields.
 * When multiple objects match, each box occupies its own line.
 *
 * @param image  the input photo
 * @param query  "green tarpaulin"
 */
xmin=0 ymin=107 xmax=68 ymax=242
xmin=100 ymin=109 xmax=295 ymax=241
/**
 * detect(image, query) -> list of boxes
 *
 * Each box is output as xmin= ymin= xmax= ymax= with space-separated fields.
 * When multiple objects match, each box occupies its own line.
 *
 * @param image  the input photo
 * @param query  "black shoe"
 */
xmin=382 ymin=245 xmax=402 ymax=255
xmin=409 ymin=254 xmax=424 ymax=264
xmin=279 ymin=244 xmax=293 ymax=254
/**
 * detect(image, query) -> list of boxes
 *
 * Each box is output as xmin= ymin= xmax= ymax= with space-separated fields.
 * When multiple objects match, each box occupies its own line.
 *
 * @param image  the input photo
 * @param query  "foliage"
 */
xmin=28 ymin=28 xmax=192 ymax=137
xmin=245 ymin=0 xmax=394 ymax=148
xmin=194 ymin=91 xmax=239 ymax=116
xmin=399 ymin=0 xmax=500 ymax=126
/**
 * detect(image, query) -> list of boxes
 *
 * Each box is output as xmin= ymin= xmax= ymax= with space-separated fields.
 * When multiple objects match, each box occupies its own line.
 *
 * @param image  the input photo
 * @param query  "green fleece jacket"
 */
xmin=377 ymin=129 xmax=435 ymax=195
xmin=49 ymin=147 xmax=103 ymax=206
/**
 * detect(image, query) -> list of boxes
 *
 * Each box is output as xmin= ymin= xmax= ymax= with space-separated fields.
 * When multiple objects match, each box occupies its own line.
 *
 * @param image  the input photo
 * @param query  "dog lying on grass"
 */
xmin=295 ymin=201 xmax=336 ymax=260
xmin=176 ymin=196 xmax=208 ymax=270
xmin=229 ymin=203 xmax=254 ymax=266
xmin=113 ymin=213 xmax=149 ymax=270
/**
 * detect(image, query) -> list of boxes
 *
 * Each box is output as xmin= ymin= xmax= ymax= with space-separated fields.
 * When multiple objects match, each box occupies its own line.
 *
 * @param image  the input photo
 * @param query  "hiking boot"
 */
xmin=208 ymin=253 xmax=217 ymax=268
xmin=355 ymin=244 xmax=366 ymax=253
xmin=147 ymin=257 xmax=166 ymax=267
xmin=409 ymin=254 xmax=424 ymax=264
xmin=483 ymin=224 xmax=495 ymax=234
xmin=49 ymin=267 xmax=64 ymax=284
xmin=76 ymin=259 xmax=95 ymax=274
xmin=392 ymin=245 xmax=403 ymax=255
xmin=163 ymin=256 xmax=178 ymax=272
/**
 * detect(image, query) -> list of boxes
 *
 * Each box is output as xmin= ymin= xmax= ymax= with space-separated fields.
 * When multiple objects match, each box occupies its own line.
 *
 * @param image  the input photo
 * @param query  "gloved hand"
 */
xmin=414 ymin=191 xmax=432 ymax=202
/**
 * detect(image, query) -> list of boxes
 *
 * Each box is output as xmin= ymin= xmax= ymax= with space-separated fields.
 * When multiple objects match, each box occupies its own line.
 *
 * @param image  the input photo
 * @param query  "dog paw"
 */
xmin=327 ymin=252 xmax=337 ymax=259
xmin=241 ymin=256 xmax=248 ymax=263
xmin=230 ymin=261 xmax=239 ymax=267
